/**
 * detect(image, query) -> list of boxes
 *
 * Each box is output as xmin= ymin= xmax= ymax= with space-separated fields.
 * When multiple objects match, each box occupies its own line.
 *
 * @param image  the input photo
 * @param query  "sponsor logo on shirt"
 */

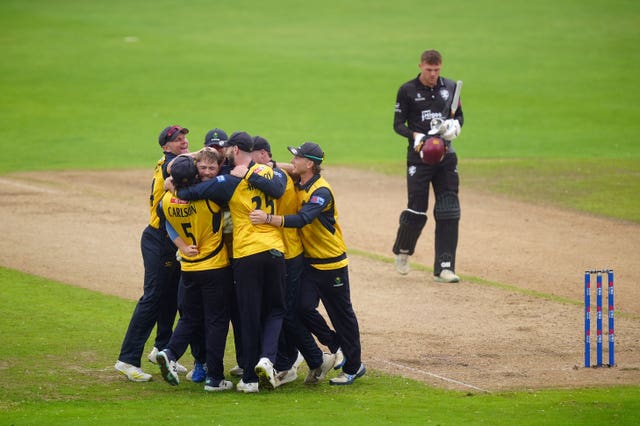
xmin=421 ymin=110 xmax=444 ymax=122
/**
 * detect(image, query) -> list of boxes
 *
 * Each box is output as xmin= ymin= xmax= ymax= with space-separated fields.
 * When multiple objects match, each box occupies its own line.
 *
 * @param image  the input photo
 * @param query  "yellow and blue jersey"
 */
xmin=283 ymin=174 xmax=348 ymax=270
xmin=176 ymin=161 xmax=285 ymax=260
xmin=161 ymin=192 xmax=229 ymax=271
xmin=149 ymin=152 xmax=179 ymax=229
xmin=276 ymin=169 xmax=304 ymax=260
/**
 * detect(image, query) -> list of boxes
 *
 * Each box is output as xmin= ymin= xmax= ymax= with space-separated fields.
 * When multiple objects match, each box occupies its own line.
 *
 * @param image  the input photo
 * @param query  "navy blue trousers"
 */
xmin=166 ymin=267 xmax=233 ymax=381
xmin=275 ymin=254 xmax=323 ymax=371
xmin=298 ymin=265 xmax=362 ymax=375
xmin=233 ymin=250 xmax=285 ymax=383
xmin=118 ymin=225 xmax=180 ymax=367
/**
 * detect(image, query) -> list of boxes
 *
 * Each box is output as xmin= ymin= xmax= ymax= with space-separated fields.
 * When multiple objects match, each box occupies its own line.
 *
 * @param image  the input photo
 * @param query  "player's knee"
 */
xmin=399 ymin=209 xmax=428 ymax=227
xmin=393 ymin=210 xmax=427 ymax=255
xmin=434 ymin=192 xmax=460 ymax=221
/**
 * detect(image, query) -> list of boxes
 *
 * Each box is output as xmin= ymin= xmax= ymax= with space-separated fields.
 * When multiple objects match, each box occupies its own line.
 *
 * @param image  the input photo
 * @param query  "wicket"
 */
xmin=584 ymin=269 xmax=615 ymax=368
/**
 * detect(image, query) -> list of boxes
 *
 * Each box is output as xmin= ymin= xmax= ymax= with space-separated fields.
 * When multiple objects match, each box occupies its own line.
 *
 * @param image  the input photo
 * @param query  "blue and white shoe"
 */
xmin=189 ymin=361 xmax=207 ymax=383
xmin=329 ymin=363 xmax=366 ymax=386
xmin=204 ymin=377 xmax=233 ymax=392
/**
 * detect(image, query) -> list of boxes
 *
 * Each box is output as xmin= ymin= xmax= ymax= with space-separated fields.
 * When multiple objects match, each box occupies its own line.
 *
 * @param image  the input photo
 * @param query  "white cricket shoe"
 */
xmin=229 ymin=365 xmax=244 ymax=377
xmin=293 ymin=351 xmax=305 ymax=370
xmin=276 ymin=368 xmax=298 ymax=385
xmin=174 ymin=361 xmax=188 ymax=374
xmin=304 ymin=353 xmax=336 ymax=384
xmin=115 ymin=361 xmax=152 ymax=382
xmin=334 ymin=347 xmax=345 ymax=370
xmin=236 ymin=379 xmax=259 ymax=393
xmin=147 ymin=347 xmax=159 ymax=364
xmin=255 ymin=357 xmax=277 ymax=390
xmin=434 ymin=269 xmax=460 ymax=283
xmin=147 ymin=346 xmax=187 ymax=373
xmin=156 ymin=350 xmax=180 ymax=386
xmin=329 ymin=363 xmax=366 ymax=386
xmin=204 ymin=377 xmax=233 ymax=392
xmin=395 ymin=254 xmax=410 ymax=275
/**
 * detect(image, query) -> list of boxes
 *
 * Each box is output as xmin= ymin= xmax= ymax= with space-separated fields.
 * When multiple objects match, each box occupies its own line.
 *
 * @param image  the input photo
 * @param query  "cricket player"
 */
xmin=249 ymin=142 xmax=365 ymax=386
xmin=115 ymin=125 xmax=189 ymax=382
xmin=392 ymin=49 xmax=464 ymax=282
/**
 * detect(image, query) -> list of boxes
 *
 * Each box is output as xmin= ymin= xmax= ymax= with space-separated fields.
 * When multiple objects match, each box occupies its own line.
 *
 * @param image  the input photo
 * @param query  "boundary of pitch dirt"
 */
xmin=348 ymin=249 xmax=638 ymax=320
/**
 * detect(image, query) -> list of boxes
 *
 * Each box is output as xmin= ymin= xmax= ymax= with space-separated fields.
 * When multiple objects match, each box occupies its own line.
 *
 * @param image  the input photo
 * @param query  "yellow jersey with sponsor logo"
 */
xmin=161 ymin=192 xmax=229 ymax=271
xmin=297 ymin=176 xmax=348 ymax=270
xmin=230 ymin=163 xmax=285 ymax=259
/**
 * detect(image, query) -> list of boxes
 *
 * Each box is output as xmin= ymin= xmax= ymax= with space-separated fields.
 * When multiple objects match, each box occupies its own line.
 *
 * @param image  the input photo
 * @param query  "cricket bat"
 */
xmin=450 ymin=80 xmax=463 ymax=118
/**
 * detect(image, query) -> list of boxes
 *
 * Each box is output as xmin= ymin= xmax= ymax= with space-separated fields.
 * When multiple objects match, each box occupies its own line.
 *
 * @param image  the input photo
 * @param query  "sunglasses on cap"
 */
xmin=165 ymin=126 xmax=184 ymax=142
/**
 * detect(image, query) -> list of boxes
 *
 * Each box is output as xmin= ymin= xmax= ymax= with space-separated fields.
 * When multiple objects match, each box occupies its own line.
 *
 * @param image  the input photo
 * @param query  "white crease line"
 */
xmin=0 ymin=177 xmax=60 ymax=194
xmin=376 ymin=359 xmax=490 ymax=393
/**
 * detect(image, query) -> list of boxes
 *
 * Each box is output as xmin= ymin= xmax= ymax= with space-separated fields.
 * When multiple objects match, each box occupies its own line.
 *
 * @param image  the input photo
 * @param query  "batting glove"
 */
xmin=428 ymin=118 xmax=445 ymax=135
xmin=413 ymin=133 xmax=427 ymax=152
xmin=441 ymin=119 xmax=461 ymax=141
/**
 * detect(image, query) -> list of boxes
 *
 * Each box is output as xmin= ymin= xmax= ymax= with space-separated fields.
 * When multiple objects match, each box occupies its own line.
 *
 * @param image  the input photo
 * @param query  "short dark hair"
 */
xmin=421 ymin=49 xmax=442 ymax=65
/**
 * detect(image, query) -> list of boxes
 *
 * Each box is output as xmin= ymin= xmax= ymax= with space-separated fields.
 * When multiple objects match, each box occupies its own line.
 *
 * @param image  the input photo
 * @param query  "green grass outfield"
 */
xmin=0 ymin=0 xmax=638 ymax=220
xmin=2 ymin=268 xmax=640 ymax=425
xmin=1 ymin=0 xmax=639 ymax=423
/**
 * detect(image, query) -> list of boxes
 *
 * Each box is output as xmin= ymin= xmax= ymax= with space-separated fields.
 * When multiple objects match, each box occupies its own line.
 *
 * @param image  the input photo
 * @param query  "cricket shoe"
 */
xmin=236 ymin=380 xmax=259 ymax=393
xmin=329 ymin=363 xmax=366 ymax=386
xmin=187 ymin=361 xmax=207 ymax=383
xmin=156 ymin=350 xmax=180 ymax=386
xmin=293 ymin=351 xmax=305 ymax=369
xmin=434 ymin=269 xmax=460 ymax=283
xmin=334 ymin=347 xmax=345 ymax=370
xmin=148 ymin=346 xmax=187 ymax=373
xmin=229 ymin=365 xmax=244 ymax=377
xmin=395 ymin=254 xmax=410 ymax=275
xmin=204 ymin=377 xmax=233 ymax=392
xmin=147 ymin=347 xmax=159 ymax=364
xmin=174 ymin=361 xmax=188 ymax=374
xmin=255 ymin=357 xmax=278 ymax=390
xmin=304 ymin=352 xmax=336 ymax=385
xmin=276 ymin=368 xmax=298 ymax=386
xmin=115 ymin=361 xmax=152 ymax=382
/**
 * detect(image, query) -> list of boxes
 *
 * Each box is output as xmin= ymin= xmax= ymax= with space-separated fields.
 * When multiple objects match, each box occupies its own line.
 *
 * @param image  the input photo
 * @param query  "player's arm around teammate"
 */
xmin=115 ymin=125 xmax=189 ymax=382
xmin=174 ymin=132 xmax=287 ymax=393
xmin=249 ymin=137 xmax=339 ymax=386
xmin=249 ymin=142 xmax=365 ymax=386
xmin=156 ymin=154 xmax=235 ymax=392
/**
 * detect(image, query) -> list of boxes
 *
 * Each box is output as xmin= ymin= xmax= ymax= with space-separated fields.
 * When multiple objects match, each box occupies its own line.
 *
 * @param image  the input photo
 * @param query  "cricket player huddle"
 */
xmin=114 ymin=49 xmax=463 ymax=393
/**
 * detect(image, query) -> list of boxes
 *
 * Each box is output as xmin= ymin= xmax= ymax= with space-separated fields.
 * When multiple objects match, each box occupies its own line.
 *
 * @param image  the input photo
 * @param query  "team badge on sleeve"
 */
xmin=310 ymin=195 xmax=325 ymax=206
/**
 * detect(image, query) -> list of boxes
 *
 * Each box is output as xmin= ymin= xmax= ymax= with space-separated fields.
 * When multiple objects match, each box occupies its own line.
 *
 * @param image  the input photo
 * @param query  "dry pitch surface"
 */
xmin=2 ymin=167 xmax=639 ymax=392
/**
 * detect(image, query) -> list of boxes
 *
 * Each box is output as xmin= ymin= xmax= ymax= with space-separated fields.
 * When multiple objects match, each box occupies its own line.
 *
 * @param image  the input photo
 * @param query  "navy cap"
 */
xmin=204 ymin=128 xmax=228 ymax=147
xmin=252 ymin=136 xmax=271 ymax=153
xmin=287 ymin=142 xmax=324 ymax=164
xmin=222 ymin=131 xmax=254 ymax=152
xmin=170 ymin=155 xmax=198 ymax=188
xmin=159 ymin=125 xmax=189 ymax=146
